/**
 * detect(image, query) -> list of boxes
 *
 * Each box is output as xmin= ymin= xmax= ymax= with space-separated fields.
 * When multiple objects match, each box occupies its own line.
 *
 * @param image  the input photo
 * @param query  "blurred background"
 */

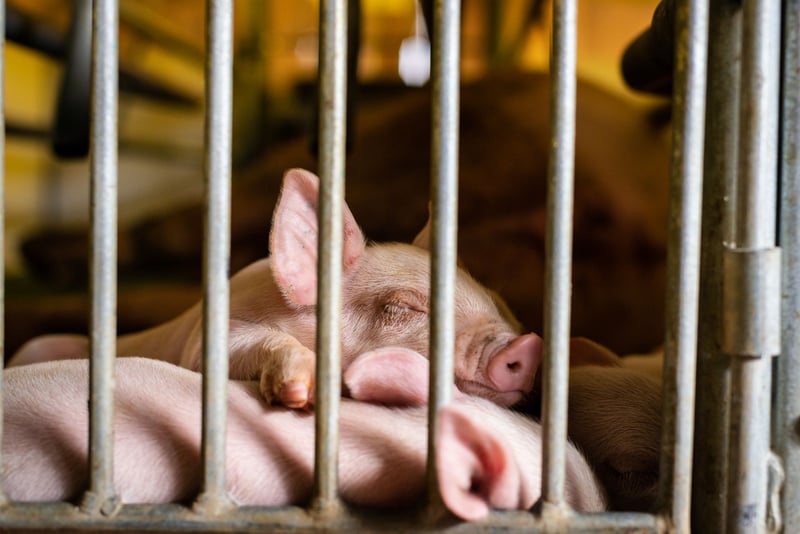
xmin=5 ymin=0 xmax=670 ymax=358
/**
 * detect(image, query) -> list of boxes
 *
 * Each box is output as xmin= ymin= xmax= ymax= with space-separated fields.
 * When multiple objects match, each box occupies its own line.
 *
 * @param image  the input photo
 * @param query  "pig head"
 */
xmin=10 ymin=168 xmax=542 ymax=411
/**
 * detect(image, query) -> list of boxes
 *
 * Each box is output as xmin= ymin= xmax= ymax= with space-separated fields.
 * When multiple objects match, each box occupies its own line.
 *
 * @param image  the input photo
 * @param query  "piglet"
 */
xmin=10 ymin=169 xmax=541 ymax=410
xmin=2 ymin=356 xmax=606 ymax=519
xmin=564 ymin=338 xmax=663 ymax=511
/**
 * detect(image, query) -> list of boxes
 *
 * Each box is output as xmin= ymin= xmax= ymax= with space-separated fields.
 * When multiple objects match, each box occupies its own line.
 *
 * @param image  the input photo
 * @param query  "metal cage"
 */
xmin=0 ymin=0 xmax=796 ymax=532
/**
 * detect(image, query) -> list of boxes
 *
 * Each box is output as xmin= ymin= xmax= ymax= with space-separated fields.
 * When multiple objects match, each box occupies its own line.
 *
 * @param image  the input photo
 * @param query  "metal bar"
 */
xmin=425 ymin=0 xmax=460 ymax=512
xmin=312 ymin=0 xmax=348 ymax=516
xmin=194 ymin=0 xmax=234 ymax=516
xmin=0 ymin=0 xmax=7 ymax=507
xmin=692 ymin=0 xmax=740 ymax=530
xmin=776 ymin=0 xmax=800 ymax=530
xmin=726 ymin=0 xmax=782 ymax=531
xmin=656 ymin=1 xmax=708 ymax=532
xmin=0 ymin=502 xmax=666 ymax=532
xmin=81 ymin=0 xmax=120 ymax=516
xmin=540 ymin=0 xmax=576 ymax=514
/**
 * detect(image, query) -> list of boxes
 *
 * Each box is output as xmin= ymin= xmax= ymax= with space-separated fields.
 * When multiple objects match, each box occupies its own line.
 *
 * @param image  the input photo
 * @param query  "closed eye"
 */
xmin=383 ymin=301 xmax=427 ymax=316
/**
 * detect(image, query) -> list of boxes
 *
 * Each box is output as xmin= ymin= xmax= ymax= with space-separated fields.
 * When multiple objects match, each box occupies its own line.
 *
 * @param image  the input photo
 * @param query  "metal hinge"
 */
xmin=722 ymin=246 xmax=782 ymax=357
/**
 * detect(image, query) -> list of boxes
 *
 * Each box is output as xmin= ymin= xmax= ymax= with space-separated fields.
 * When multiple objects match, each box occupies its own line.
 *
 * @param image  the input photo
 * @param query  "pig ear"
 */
xmin=344 ymin=347 xmax=430 ymax=405
xmin=569 ymin=337 xmax=622 ymax=368
xmin=436 ymin=405 xmax=521 ymax=521
xmin=411 ymin=203 xmax=432 ymax=250
xmin=270 ymin=168 xmax=366 ymax=306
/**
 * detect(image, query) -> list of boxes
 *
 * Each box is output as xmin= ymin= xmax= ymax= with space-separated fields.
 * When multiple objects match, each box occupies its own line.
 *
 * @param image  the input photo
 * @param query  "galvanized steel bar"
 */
xmin=776 ymin=0 xmax=800 ymax=530
xmin=312 ymin=0 xmax=348 ymax=515
xmin=82 ymin=0 xmax=120 ymax=516
xmin=194 ymin=0 xmax=234 ymax=516
xmin=725 ymin=0 xmax=782 ymax=531
xmin=0 ymin=0 xmax=6 ymax=507
xmin=656 ymin=1 xmax=708 ymax=531
xmin=692 ymin=1 xmax=740 ymax=530
xmin=540 ymin=0 xmax=576 ymax=513
xmin=0 ymin=501 xmax=665 ymax=531
xmin=426 ymin=0 xmax=460 ymax=510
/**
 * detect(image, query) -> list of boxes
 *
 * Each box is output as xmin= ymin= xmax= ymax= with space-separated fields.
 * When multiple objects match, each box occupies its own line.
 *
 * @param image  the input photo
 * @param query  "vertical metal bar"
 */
xmin=657 ymin=1 xmax=708 ymax=532
xmin=776 ymin=0 xmax=800 ymax=530
xmin=426 ymin=0 xmax=460 ymax=509
xmin=0 ymin=0 xmax=6 ymax=507
xmin=726 ymin=0 xmax=781 ymax=531
xmin=692 ymin=0 xmax=740 ymax=531
xmin=540 ymin=0 xmax=576 ymax=514
xmin=82 ymin=0 xmax=119 ymax=516
xmin=312 ymin=0 xmax=347 ymax=516
xmin=194 ymin=0 xmax=234 ymax=516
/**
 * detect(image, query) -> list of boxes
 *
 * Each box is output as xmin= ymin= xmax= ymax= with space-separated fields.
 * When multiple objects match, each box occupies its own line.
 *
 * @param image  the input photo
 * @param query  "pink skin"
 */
xmin=9 ymin=169 xmax=542 ymax=410
xmin=1 ymin=357 xmax=606 ymax=518
xmin=350 ymin=344 xmax=663 ymax=513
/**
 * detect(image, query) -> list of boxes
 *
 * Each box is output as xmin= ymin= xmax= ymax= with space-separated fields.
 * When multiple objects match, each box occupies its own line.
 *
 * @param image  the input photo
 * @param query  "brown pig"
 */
xmin=564 ymin=338 xmax=663 ymax=511
xmin=1 ymin=355 xmax=607 ymax=519
xmin=10 ymin=168 xmax=543 ymax=410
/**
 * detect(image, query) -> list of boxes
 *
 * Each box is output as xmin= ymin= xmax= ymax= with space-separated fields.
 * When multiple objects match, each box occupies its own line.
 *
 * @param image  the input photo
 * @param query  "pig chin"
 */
xmin=455 ymin=380 xmax=528 ymax=407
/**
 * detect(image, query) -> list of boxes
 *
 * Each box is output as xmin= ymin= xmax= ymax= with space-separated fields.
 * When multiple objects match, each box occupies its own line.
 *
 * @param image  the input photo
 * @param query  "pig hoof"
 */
xmin=279 ymin=381 xmax=312 ymax=409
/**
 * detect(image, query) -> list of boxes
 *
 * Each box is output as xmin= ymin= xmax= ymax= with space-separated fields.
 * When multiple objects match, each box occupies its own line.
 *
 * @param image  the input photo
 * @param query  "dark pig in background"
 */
xmin=14 ymin=71 xmax=670 ymax=356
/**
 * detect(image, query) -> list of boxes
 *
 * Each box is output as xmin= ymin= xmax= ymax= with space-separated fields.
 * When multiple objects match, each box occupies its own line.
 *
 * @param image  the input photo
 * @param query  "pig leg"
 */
xmin=177 ymin=319 xmax=316 ymax=409
xmin=7 ymin=334 xmax=89 ymax=367
xmin=229 ymin=322 xmax=316 ymax=409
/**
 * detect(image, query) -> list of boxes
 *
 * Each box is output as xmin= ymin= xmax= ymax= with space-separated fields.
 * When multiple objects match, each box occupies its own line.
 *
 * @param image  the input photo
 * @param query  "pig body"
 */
xmin=10 ymin=169 xmax=542 ymax=409
xmin=555 ymin=338 xmax=663 ymax=512
xmin=2 ymin=357 xmax=606 ymax=518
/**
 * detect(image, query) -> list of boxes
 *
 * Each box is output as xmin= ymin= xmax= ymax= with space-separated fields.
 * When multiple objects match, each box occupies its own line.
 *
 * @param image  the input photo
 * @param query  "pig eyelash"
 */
xmin=382 ymin=302 xmax=427 ymax=317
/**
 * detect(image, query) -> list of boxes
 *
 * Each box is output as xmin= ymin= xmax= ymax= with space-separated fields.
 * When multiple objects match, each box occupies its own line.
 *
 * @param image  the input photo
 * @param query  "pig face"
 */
xmin=270 ymin=169 xmax=543 ymax=407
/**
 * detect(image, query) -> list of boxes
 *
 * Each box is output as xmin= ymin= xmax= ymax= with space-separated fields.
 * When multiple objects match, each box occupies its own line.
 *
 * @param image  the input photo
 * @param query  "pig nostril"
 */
xmin=507 ymin=361 xmax=520 ymax=373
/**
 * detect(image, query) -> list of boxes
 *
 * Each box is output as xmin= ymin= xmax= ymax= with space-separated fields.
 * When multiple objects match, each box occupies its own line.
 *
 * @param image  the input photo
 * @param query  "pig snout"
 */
xmin=487 ymin=333 xmax=542 ymax=395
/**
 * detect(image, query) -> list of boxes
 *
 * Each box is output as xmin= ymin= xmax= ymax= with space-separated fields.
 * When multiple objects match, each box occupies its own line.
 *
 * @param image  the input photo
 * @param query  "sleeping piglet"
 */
xmin=2 ymin=355 xmax=606 ymax=519
xmin=10 ymin=168 xmax=542 ymax=410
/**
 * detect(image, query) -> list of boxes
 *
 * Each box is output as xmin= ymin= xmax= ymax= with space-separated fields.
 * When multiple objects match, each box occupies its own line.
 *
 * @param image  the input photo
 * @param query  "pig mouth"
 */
xmin=455 ymin=379 xmax=527 ymax=407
